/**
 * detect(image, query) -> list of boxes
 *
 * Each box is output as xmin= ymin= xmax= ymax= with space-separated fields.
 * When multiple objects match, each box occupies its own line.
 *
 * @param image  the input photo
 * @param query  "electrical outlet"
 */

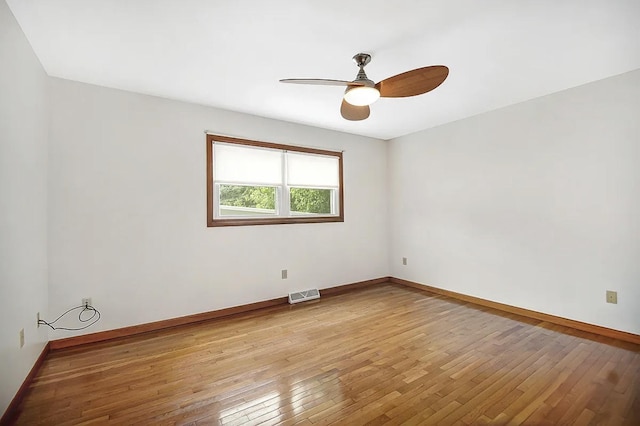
xmin=37 ymin=312 xmax=40 ymax=328
xmin=402 ymin=257 xmax=407 ymax=266
xmin=82 ymin=298 xmax=92 ymax=308
xmin=19 ymin=328 xmax=24 ymax=348
xmin=281 ymin=269 xmax=288 ymax=279
xmin=606 ymin=290 xmax=617 ymax=304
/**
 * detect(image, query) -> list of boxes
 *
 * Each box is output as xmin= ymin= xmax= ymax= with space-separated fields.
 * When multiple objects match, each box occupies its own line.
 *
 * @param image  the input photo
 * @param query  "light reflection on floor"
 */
xmin=219 ymin=390 xmax=281 ymax=422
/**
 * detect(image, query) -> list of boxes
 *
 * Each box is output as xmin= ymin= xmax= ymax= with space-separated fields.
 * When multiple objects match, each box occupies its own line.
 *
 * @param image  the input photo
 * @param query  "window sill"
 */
xmin=208 ymin=216 xmax=344 ymax=227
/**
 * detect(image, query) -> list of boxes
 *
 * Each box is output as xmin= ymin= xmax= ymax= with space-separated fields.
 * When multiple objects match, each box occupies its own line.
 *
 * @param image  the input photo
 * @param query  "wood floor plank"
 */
xmin=11 ymin=283 xmax=640 ymax=425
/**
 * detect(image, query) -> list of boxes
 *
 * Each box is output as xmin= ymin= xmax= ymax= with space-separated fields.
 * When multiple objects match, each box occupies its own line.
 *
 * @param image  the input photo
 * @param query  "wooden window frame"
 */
xmin=206 ymin=134 xmax=344 ymax=227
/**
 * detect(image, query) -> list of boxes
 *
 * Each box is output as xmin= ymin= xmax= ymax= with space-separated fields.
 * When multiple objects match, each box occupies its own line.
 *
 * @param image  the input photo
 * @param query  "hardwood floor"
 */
xmin=13 ymin=283 xmax=640 ymax=425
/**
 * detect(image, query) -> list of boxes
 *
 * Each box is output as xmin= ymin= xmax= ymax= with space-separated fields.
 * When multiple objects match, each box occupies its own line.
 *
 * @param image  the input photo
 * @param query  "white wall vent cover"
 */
xmin=288 ymin=289 xmax=320 ymax=304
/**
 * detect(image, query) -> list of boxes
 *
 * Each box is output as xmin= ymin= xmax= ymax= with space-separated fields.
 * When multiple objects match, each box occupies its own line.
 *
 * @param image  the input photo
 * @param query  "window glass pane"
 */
xmin=219 ymin=185 xmax=277 ymax=217
xmin=215 ymin=143 xmax=282 ymax=185
xmin=287 ymin=152 xmax=339 ymax=187
xmin=290 ymin=187 xmax=333 ymax=215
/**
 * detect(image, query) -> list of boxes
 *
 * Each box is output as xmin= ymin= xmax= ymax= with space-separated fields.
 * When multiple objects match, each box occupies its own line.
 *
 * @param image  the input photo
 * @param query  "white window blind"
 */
xmin=286 ymin=152 xmax=339 ymax=187
xmin=214 ymin=143 xmax=282 ymax=185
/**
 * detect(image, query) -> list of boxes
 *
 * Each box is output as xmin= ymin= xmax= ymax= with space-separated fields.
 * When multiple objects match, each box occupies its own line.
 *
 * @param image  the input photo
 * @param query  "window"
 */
xmin=206 ymin=134 xmax=344 ymax=227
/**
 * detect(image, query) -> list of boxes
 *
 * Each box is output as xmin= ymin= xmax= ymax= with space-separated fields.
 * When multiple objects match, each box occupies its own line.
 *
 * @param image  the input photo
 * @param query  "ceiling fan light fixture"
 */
xmin=344 ymin=86 xmax=380 ymax=106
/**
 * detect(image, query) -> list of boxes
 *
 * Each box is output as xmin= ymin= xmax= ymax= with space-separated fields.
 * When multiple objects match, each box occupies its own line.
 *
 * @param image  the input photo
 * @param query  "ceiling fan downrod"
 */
xmin=352 ymin=53 xmax=374 ymax=84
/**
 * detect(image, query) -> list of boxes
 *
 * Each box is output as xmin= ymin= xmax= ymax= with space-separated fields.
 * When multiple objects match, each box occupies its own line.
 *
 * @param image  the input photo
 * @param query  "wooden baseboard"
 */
xmin=390 ymin=277 xmax=640 ymax=345
xmin=0 ymin=342 xmax=50 ymax=426
xmin=321 ymin=277 xmax=391 ymax=296
xmin=50 ymin=277 xmax=390 ymax=350
xmin=50 ymin=297 xmax=289 ymax=350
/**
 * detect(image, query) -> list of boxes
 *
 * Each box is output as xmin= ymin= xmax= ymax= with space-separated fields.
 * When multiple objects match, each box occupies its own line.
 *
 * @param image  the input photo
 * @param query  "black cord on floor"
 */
xmin=38 ymin=304 xmax=101 ymax=331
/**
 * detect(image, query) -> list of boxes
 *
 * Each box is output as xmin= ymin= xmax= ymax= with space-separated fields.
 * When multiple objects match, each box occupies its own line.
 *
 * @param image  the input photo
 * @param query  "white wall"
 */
xmin=389 ymin=69 xmax=640 ymax=335
xmin=0 ymin=0 xmax=49 ymax=415
xmin=48 ymin=78 xmax=389 ymax=338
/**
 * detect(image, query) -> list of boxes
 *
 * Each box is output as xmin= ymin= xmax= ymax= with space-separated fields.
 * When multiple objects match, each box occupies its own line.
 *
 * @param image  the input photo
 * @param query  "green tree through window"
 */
xmin=290 ymin=188 xmax=331 ymax=214
xmin=220 ymin=186 xmax=331 ymax=215
xmin=220 ymin=185 xmax=275 ymax=210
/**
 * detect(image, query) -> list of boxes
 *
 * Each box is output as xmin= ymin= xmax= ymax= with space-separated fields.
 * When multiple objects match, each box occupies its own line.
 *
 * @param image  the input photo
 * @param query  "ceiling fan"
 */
xmin=280 ymin=53 xmax=449 ymax=121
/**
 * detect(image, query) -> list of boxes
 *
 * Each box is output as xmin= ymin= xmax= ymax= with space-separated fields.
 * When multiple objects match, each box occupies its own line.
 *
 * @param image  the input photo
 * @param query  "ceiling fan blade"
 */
xmin=376 ymin=65 xmax=449 ymax=98
xmin=340 ymin=99 xmax=370 ymax=121
xmin=280 ymin=78 xmax=365 ymax=87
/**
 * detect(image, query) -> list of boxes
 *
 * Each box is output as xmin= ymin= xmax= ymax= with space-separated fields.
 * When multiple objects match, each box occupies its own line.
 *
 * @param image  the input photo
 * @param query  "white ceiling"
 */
xmin=7 ymin=0 xmax=640 ymax=140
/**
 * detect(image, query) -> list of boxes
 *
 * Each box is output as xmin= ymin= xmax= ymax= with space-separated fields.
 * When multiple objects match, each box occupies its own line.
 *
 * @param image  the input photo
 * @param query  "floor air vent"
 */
xmin=288 ymin=289 xmax=320 ymax=304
